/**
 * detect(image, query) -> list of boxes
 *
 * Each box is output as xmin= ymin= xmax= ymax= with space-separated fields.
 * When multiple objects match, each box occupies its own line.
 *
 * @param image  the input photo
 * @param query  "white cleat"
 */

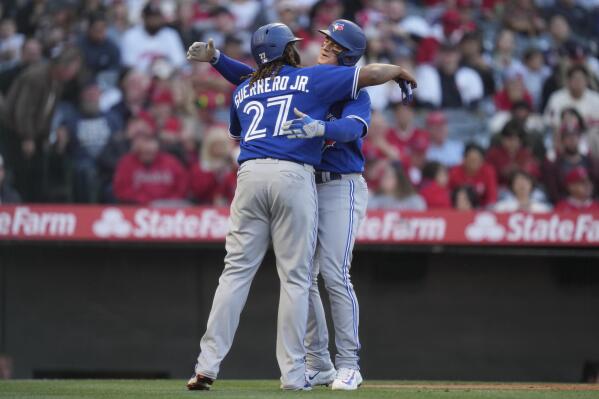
xmin=306 ymin=368 xmax=336 ymax=386
xmin=331 ymin=368 xmax=363 ymax=390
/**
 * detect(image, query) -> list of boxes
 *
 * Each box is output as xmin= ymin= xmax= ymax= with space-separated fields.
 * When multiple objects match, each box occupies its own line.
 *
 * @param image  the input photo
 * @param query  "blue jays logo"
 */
xmin=323 ymin=139 xmax=336 ymax=152
xmin=332 ymin=23 xmax=344 ymax=31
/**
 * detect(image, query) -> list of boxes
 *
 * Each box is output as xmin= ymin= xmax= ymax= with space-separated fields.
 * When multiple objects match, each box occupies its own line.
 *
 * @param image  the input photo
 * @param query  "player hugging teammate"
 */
xmin=186 ymin=21 xmax=416 ymax=391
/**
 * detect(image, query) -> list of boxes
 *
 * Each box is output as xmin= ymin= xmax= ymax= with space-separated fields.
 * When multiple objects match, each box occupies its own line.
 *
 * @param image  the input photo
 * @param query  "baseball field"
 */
xmin=1 ymin=380 xmax=599 ymax=399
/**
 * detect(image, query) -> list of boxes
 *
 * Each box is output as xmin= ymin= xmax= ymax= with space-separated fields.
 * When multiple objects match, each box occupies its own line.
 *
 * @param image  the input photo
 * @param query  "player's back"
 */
xmin=230 ymin=64 xmax=360 ymax=166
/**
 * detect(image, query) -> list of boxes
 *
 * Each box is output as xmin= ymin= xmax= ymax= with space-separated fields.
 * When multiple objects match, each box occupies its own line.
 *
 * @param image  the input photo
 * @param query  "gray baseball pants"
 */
xmin=305 ymin=174 xmax=368 ymax=371
xmin=194 ymin=159 xmax=318 ymax=389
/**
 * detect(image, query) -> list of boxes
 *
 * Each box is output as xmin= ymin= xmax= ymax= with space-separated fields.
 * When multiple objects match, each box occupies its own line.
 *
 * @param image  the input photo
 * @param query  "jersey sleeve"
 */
xmin=228 ymin=103 xmax=242 ymax=141
xmin=311 ymin=65 xmax=361 ymax=103
xmin=213 ymin=53 xmax=255 ymax=86
xmin=340 ymin=90 xmax=371 ymax=137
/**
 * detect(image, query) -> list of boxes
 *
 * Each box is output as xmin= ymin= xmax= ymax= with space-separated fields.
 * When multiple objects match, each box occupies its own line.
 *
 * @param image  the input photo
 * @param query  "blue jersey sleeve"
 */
xmin=213 ymin=53 xmax=255 ymax=86
xmin=228 ymin=103 xmax=241 ymax=141
xmin=310 ymin=65 xmax=361 ymax=104
xmin=340 ymin=90 xmax=371 ymax=137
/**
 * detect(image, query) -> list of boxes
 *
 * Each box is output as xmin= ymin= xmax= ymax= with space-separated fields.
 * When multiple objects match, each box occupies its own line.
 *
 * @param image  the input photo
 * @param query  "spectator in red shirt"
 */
xmin=493 ymin=67 xmax=534 ymax=111
xmin=113 ymin=131 xmax=189 ymax=205
xmin=189 ymin=125 xmax=237 ymax=205
xmin=554 ymin=167 xmax=599 ymax=212
xmin=486 ymin=120 xmax=540 ymax=188
xmin=449 ymin=143 xmax=498 ymax=207
xmin=386 ymin=103 xmax=429 ymax=162
xmin=362 ymin=111 xmax=402 ymax=162
xmin=419 ymin=161 xmax=451 ymax=209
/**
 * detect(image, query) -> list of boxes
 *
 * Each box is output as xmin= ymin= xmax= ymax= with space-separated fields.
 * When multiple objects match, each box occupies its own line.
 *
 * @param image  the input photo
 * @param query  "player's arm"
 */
xmin=187 ymin=39 xmax=255 ymax=86
xmin=357 ymin=64 xmax=417 ymax=91
xmin=282 ymin=108 xmax=363 ymax=142
xmin=228 ymin=103 xmax=242 ymax=141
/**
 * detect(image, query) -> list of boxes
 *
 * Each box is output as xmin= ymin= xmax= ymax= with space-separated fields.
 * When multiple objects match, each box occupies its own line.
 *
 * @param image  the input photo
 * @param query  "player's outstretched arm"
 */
xmin=187 ymin=39 xmax=255 ymax=86
xmin=282 ymin=108 xmax=364 ymax=142
xmin=357 ymin=64 xmax=417 ymax=90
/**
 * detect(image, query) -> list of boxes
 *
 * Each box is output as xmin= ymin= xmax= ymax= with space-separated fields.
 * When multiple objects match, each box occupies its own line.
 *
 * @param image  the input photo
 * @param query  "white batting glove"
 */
xmin=187 ymin=38 xmax=220 ymax=64
xmin=282 ymin=108 xmax=326 ymax=139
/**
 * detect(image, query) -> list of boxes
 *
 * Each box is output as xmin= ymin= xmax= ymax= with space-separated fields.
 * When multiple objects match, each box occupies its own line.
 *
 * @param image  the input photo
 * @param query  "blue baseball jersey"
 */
xmin=229 ymin=64 xmax=361 ymax=166
xmin=318 ymin=90 xmax=371 ymax=174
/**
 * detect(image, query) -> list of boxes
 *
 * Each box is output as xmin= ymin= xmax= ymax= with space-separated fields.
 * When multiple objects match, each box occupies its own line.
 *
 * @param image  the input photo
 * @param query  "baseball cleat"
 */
xmin=280 ymin=381 xmax=313 ymax=391
xmin=331 ymin=368 xmax=363 ymax=390
xmin=187 ymin=374 xmax=214 ymax=390
xmin=306 ymin=367 xmax=336 ymax=386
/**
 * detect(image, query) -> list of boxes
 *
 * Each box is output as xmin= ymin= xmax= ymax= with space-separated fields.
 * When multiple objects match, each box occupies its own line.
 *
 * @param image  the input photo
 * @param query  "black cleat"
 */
xmin=187 ymin=374 xmax=214 ymax=391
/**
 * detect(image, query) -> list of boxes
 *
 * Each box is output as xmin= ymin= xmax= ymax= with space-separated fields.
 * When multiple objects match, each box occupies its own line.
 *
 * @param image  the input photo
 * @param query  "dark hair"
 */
xmin=510 ymin=100 xmax=531 ymax=112
xmin=508 ymin=169 xmax=534 ymax=192
xmin=560 ymin=107 xmax=587 ymax=131
xmin=248 ymin=43 xmax=300 ymax=87
xmin=421 ymin=161 xmax=444 ymax=181
xmin=501 ymin=119 xmax=525 ymax=139
xmin=463 ymin=142 xmax=485 ymax=157
xmin=391 ymin=162 xmax=417 ymax=199
xmin=451 ymin=185 xmax=479 ymax=208
xmin=88 ymin=11 xmax=107 ymax=26
xmin=566 ymin=64 xmax=589 ymax=80
xmin=523 ymin=47 xmax=542 ymax=63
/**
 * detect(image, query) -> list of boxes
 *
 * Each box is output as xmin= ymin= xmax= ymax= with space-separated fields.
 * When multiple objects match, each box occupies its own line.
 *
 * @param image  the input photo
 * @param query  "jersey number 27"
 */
xmin=243 ymin=94 xmax=293 ymax=142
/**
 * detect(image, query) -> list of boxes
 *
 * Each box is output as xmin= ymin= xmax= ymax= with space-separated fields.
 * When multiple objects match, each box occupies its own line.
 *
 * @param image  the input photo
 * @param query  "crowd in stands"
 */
xmin=0 ymin=0 xmax=598 ymax=212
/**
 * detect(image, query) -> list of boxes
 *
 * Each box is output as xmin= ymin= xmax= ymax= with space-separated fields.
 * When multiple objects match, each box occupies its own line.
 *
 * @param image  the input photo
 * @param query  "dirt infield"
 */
xmin=364 ymin=383 xmax=599 ymax=391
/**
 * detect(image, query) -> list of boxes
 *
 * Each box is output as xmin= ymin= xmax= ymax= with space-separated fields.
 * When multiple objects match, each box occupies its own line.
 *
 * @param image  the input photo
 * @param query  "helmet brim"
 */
xmin=318 ymin=29 xmax=349 ymax=50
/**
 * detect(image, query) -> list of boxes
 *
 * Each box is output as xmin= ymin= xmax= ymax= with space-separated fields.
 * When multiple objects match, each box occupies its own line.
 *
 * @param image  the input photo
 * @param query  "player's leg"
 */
xmin=269 ymin=160 xmax=318 ymax=389
xmin=193 ymin=163 xmax=271 ymax=382
xmin=316 ymin=176 xmax=368 ymax=389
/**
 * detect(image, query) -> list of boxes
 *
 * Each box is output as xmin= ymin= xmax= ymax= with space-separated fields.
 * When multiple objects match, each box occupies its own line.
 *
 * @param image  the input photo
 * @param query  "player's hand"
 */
xmin=282 ymin=108 xmax=326 ymax=139
xmin=397 ymin=67 xmax=417 ymax=90
xmin=187 ymin=39 xmax=218 ymax=63
xmin=397 ymin=79 xmax=414 ymax=104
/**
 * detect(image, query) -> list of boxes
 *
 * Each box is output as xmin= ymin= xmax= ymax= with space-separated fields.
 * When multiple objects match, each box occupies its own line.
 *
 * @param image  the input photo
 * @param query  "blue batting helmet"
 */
xmin=251 ymin=23 xmax=302 ymax=66
xmin=319 ymin=19 xmax=366 ymax=66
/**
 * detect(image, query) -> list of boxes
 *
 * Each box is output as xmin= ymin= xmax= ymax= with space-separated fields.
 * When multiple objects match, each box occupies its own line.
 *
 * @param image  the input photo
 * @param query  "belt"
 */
xmin=314 ymin=171 xmax=343 ymax=184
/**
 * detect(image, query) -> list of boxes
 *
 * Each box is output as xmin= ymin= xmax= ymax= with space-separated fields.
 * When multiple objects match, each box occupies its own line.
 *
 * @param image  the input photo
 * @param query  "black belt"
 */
xmin=314 ymin=171 xmax=342 ymax=184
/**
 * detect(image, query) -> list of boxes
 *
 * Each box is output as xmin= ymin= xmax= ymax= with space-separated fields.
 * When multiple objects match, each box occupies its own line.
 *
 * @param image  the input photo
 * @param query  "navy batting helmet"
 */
xmin=251 ymin=23 xmax=302 ymax=66
xmin=319 ymin=19 xmax=366 ymax=66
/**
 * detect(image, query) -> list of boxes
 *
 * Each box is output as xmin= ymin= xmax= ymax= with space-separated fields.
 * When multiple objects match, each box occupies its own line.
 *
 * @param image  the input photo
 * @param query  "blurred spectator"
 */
xmin=0 ymin=353 xmax=13 ymax=379
xmin=0 ymin=154 xmax=21 ymax=203
xmin=486 ymin=120 xmax=540 ymax=187
xmin=1 ymin=46 xmax=82 ymax=201
xmin=362 ymin=111 xmax=401 ymax=162
xmin=544 ymin=0 xmax=595 ymax=42
xmin=449 ymin=143 xmax=498 ymax=207
xmin=544 ymin=65 xmax=599 ymax=130
xmin=228 ymin=0 xmax=260 ymax=31
xmin=494 ymin=170 xmax=551 ymax=212
xmin=368 ymin=161 xmax=426 ymax=210
xmin=120 ymin=2 xmax=186 ymax=73
xmin=0 ymin=18 xmax=24 ymax=70
xmin=415 ymin=43 xmax=483 ymax=109
xmin=106 ymin=0 xmax=131 ymax=45
xmin=0 ymin=38 xmax=42 ymax=98
xmin=77 ymin=12 xmax=121 ymax=81
xmin=143 ymin=88 xmax=183 ymax=151
xmin=491 ymin=29 xmax=524 ymax=89
xmin=419 ymin=161 xmax=451 ymax=209
xmin=494 ymin=67 xmax=534 ymax=111
xmin=459 ymin=31 xmax=495 ymax=97
xmin=200 ymin=6 xmax=238 ymax=50
xmin=521 ymin=47 xmax=551 ymax=111
xmin=113 ymin=130 xmax=189 ymax=205
xmin=502 ymin=0 xmax=545 ymax=36
xmin=386 ymin=103 xmax=429 ymax=161
xmin=452 ymin=185 xmax=479 ymax=210
xmin=56 ymin=81 xmax=119 ymax=203
xmin=108 ymin=69 xmax=151 ymax=129
xmin=425 ymin=111 xmax=464 ymax=167
xmin=190 ymin=126 xmax=237 ymax=205
xmin=554 ymin=166 xmax=599 ymax=212
xmin=542 ymin=121 xmax=599 ymax=203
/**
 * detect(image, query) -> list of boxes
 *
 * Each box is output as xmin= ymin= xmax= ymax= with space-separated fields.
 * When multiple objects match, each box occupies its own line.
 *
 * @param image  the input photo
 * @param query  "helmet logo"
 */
xmin=332 ymin=22 xmax=344 ymax=31
xmin=259 ymin=52 xmax=268 ymax=63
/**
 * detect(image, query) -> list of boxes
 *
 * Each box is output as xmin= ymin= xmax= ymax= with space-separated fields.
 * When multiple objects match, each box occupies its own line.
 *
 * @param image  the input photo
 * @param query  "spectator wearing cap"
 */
xmin=120 ymin=2 xmax=186 ymax=73
xmin=425 ymin=111 xmax=464 ymax=167
xmin=486 ymin=120 xmax=540 ymax=188
xmin=419 ymin=161 xmax=451 ymax=209
xmin=77 ymin=12 xmax=121 ymax=80
xmin=522 ymin=48 xmax=551 ymax=111
xmin=0 ymin=154 xmax=21 ymax=204
xmin=494 ymin=67 xmax=534 ymax=112
xmin=2 ymin=46 xmax=82 ymax=201
xmin=554 ymin=167 xmax=599 ymax=212
xmin=544 ymin=65 xmax=599 ymax=130
xmin=189 ymin=125 xmax=237 ymax=205
xmin=415 ymin=43 xmax=483 ymax=109
xmin=113 ymin=129 xmax=189 ymax=205
xmin=542 ymin=118 xmax=599 ymax=203
xmin=494 ymin=170 xmax=551 ymax=212
xmin=368 ymin=161 xmax=426 ymax=210
xmin=449 ymin=143 xmax=498 ymax=207
xmin=143 ymin=88 xmax=183 ymax=149
xmin=55 ymin=81 xmax=120 ymax=203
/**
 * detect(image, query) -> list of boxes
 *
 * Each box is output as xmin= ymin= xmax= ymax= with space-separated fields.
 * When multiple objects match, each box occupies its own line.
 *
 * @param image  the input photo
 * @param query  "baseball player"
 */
xmin=186 ymin=22 xmax=416 ymax=391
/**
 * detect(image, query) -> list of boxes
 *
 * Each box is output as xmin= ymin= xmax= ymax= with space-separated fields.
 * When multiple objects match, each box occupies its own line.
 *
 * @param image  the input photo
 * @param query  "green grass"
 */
xmin=0 ymin=380 xmax=598 ymax=399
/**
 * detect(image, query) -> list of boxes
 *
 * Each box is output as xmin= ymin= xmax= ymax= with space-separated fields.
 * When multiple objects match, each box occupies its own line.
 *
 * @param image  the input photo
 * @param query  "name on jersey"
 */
xmin=234 ymin=75 xmax=309 ymax=108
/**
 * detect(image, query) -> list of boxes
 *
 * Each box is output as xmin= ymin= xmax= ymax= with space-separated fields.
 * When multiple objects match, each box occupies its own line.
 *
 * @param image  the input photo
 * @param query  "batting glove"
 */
xmin=283 ymin=108 xmax=326 ymax=139
xmin=397 ymin=79 xmax=414 ymax=104
xmin=187 ymin=39 xmax=220 ymax=64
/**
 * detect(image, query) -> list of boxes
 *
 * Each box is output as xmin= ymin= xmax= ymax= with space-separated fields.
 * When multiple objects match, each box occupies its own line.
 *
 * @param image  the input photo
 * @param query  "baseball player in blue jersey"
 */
xmin=186 ymin=22 xmax=416 ymax=392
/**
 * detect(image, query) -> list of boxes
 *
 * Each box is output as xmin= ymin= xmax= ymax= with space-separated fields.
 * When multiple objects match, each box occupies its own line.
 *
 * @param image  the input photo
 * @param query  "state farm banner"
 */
xmin=0 ymin=205 xmax=598 ymax=246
